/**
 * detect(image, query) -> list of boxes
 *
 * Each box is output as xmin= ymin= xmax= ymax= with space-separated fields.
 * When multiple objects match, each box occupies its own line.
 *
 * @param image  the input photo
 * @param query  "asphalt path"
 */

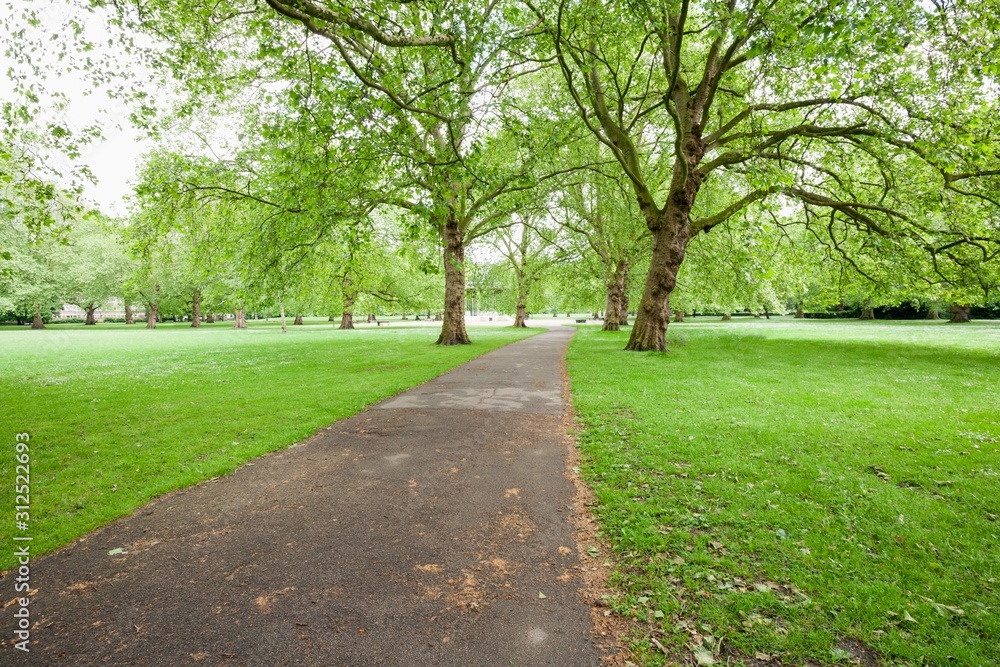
xmin=4 ymin=326 xmax=603 ymax=666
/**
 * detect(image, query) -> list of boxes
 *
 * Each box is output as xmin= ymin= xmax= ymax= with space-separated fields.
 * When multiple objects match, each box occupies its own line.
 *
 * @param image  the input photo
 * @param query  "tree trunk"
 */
xmin=794 ymin=302 xmax=805 ymax=318
xmin=340 ymin=287 xmax=356 ymax=330
xmin=234 ymin=308 xmax=247 ymax=329
xmin=950 ymin=303 xmax=971 ymax=322
xmin=859 ymin=307 xmax=875 ymax=320
xmin=513 ymin=301 xmax=528 ymax=328
xmin=602 ymin=260 xmax=628 ymax=332
xmin=434 ymin=312 xmax=442 ymax=321
xmin=146 ymin=284 xmax=160 ymax=329
xmin=191 ymin=289 xmax=202 ymax=327
xmin=124 ymin=303 xmax=134 ymax=325
xmin=85 ymin=305 xmax=97 ymax=325
xmin=721 ymin=312 xmax=732 ymax=321
xmin=31 ymin=308 xmax=45 ymax=330
xmin=673 ymin=310 xmax=684 ymax=323
xmin=205 ymin=314 xmax=215 ymax=323
xmin=293 ymin=314 xmax=304 ymax=325
xmin=618 ymin=261 xmax=630 ymax=326
xmin=279 ymin=303 xmax=287 ymax=333
xmin=436 ymin=217 xmax=471 ymax=345
xmin=146 ymin=302 xmax=158 ymax=328
xmin=625 ymin=220 xmax=687 ymax=351
xmin=926 ymin=308 xmax=940 ymax=320
xmin=329 ymin=314 xmax=336 ymax=321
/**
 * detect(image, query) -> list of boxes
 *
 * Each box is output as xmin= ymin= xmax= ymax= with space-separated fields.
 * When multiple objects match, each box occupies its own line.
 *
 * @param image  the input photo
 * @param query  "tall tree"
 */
xmin=535 ymin=0 xmax=1000 ymax=349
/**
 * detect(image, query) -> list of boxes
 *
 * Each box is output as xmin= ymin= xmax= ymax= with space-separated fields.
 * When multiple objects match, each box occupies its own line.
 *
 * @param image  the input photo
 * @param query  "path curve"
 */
xmin=6 ymin=326 xmax=603 ymax=666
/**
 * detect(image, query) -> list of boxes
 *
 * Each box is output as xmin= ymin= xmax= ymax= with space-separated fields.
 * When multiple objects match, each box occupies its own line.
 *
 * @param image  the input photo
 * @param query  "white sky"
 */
xmin=2 ymin=2 xmax=154 ymax=217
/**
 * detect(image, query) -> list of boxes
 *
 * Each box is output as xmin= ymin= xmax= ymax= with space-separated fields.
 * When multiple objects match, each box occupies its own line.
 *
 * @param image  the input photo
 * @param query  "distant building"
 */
xmin=55 ymin=299 xmax=144 ymax=321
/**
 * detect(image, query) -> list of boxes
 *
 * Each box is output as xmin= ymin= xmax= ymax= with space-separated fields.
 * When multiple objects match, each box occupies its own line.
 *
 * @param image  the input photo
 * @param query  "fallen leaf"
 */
xmin=537 ymin=591 xmax=547 ymax=599
xmin=692 ymin=645 xmax=716 ymax=666
xmin=107 ymin=548 xmax=127 ymax=556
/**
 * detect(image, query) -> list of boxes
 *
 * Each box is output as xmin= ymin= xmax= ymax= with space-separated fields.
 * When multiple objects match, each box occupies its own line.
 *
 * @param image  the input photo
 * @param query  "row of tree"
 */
xmin=2 ymin=0 xmax=998 ymax=348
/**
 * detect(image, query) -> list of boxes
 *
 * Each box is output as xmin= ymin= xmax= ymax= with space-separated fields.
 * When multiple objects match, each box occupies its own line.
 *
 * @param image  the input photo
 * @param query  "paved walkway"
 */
xmin=10 ymin=327 xmax=603 ymax=666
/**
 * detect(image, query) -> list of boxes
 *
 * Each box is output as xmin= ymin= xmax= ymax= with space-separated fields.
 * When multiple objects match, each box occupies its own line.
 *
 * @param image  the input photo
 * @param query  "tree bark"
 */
xmin=673 ymin=310 xmax=684 ymax=323
xmin=31 ymin=308 xmax=45 ymax=329
xmin=625 ymin=210 xmax=689 ymax=351
xmin=602 ymin=260 xmax=628 ymax=331
xmin=926 ymin=308 xmax=940 ymax=320
xmin=293 ymin=314 xmax=304 ymax=325
xmin=794 ymin=302 xmax=805 ymax=318
xmin=950 ymin=303 xmax=971 ymax=322
xmin=191 ymin=289 xmax=201 ymax=327
xmin=340 ymin=284 xmax=357 ymax=330
xmin=513 ymin=301 xmax=528 ymax=327
xmin=85 ymin=305 xmax=97 ymax=325
xmin=437 ymin=217 xmax=471 ymax=345
xmin=618 ymin=261 xmax=630 ymax=326
xmin=721 ymin=312 xmax=732 ymax=321
xmin=234 ymin=308 xmax=247 ymax=329
xmin=124 ymin=303 xmax=134 ymax=325
xmin=859 ymin=307 xmax=875 ymax=320
xmin=205 ymin=314 xmax=215 ymax=323
xmin=280 ymin=302 xmax=287 ymax=333
xmin=146 ymin=284 xmax=160 ymax=329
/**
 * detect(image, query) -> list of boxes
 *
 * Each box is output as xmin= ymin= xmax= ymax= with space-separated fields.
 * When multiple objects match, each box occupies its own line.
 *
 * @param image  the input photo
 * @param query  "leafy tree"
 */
xmin=55 ymin=217 xmax=131 ymax=324
xmin=533 ymin=0 xmax=1000 ymax=349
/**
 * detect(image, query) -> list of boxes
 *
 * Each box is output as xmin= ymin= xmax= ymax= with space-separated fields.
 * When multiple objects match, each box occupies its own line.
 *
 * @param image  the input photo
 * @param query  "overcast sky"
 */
xmin=3 ymin=3 xmax=154 ymax=217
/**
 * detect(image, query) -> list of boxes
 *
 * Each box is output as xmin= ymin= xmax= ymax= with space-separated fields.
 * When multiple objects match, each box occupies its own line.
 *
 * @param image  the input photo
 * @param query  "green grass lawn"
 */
xmin=567 ymin=319 xmax=1000 ymax=666
xmin=0 ymin=321 xmax=538 ymax=569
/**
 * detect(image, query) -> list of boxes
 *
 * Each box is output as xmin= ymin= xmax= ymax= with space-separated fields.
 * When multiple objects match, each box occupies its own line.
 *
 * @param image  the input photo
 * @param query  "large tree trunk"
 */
xmin=191 ymin=289 xmax=201 ymax=327
xmin=340 ymin=284 xmax=357 ymax=330
xmin=124 ymin=302 xmax=134 ymax=325
xmin=85 ymin=305 xmax=97 ymax=325
xmin=602 ymin=260 xmax=628 ymax=332
xmin=513 ymin=301 xmax=528 ymax=328
xmin=31 ymin=308 xmax=45 ymax=330
xmin=293 ymin=314 xmax=304 ymax=326
xmin=794 ymin=301 xmax=805 ymax=318
xmin=950 ymin=303 xmax=971 ymax=322
xmin=437 ymin=217 xmax=471 ymax=345
xmin=205 ymin=314 xmax=215 ymax=323
xmin=859 ymin=307 xmax=875 ymax=320
xmin=146 ymin=302 xmax=158 ymax=328
xmin=625 ymin=203 xmax=689 ymax=351
xmin=146 ymin=284 xmax=160 ymax=329
xmin=926 ymin=308 xmax=940 ymax=320
xmin=721 ymin=312 xmax=732 ymax=321
xmin=234 ymin=308 xmax=247 ymax=329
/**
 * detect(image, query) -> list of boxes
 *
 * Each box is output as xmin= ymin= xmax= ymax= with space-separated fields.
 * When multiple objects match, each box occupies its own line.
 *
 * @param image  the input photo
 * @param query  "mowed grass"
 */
xmin=0 ymin=321 xmax=538 ymax=569
xmin=567 ymin=319 xmax=1000 ymax=666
